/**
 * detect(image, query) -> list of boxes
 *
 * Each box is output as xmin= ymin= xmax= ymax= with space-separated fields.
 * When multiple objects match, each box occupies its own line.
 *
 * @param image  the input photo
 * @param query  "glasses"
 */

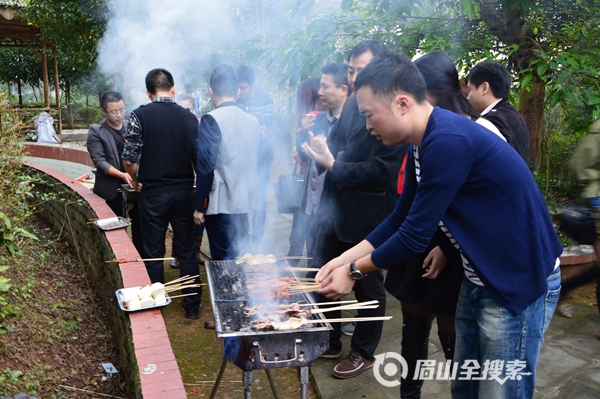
xmin=106 ymin=108 xmax=126 ymax=116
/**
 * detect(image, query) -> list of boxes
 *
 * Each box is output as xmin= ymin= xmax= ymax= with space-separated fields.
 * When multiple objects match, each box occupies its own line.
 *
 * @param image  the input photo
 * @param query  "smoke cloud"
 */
xmin=97 ymin=0 xmax=240 ymax=105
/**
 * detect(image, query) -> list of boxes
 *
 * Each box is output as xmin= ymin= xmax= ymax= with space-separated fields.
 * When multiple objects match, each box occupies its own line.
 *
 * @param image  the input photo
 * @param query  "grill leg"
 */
xmin=244 ymin=370 xmax=253 ymax=399
xmin=299 ymin=366 xmax=309 ymax=399
xmin=209 ymin=358 xmax=228 ymax=399
xmin=265 ymin=369 xmax=280 ymax=399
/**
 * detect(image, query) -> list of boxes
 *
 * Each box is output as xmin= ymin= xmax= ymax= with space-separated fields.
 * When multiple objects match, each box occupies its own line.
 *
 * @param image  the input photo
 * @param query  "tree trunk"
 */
xmin=519 ymin=75 xmax=545 ymax=170
xmin=17 ymin=79 xmax=22 ymax=105
xmin=65 ymin=79 xmax=74 ymax=129
xmin=479 ymin=0 xmax=546 ymax=171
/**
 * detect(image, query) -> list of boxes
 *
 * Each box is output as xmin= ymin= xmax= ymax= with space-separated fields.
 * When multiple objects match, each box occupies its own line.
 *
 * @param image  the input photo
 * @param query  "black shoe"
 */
xmin=185 ymin=306 xmax=202 ymax=320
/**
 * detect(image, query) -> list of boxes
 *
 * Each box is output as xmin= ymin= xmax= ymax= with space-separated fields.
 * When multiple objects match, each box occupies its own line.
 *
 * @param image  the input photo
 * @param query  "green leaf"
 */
xmin=568 ymin=30 xmax=581 ymax=41
xmin=521 ymin=73 xmax=533 ymax=89
xmin=589 ymin=96 xmax=600 ymax=106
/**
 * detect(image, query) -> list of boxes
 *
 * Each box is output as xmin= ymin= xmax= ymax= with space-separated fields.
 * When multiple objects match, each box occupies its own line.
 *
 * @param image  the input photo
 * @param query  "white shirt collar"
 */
xmin=480 ymin=99 xmax=503 ymax=116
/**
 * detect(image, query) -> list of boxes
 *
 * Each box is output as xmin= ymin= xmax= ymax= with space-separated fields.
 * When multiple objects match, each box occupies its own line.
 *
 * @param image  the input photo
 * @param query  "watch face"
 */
xmin=349 ymin=268 xmax=364 ymax=280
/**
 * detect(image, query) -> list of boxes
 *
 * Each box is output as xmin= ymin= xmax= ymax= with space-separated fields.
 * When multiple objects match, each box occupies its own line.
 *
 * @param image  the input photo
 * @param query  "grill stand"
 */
xmin=209 ymin=335 xmax=317 ymax=399
xmin=210 ymin=358 xmax=286 ymax=399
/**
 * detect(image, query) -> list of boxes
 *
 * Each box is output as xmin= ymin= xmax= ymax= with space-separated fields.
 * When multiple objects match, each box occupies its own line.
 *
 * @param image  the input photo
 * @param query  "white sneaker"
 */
xmin=341 ymin=322 xmax=356 ymax=336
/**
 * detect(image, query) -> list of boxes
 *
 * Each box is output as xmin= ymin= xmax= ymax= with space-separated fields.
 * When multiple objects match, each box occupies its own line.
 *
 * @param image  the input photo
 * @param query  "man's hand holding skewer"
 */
xmin=315 ymin=240 xmax=379 ymax=299
xmin=316 ymin=262 xmax=355 ymax=300
xmin=301 ymin=132 xmax=335 ymax=171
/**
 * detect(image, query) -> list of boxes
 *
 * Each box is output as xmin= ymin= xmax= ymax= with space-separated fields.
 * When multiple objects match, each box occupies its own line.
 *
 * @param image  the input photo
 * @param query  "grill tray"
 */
xmin=205 ymin=260 xmax=331 ymax=337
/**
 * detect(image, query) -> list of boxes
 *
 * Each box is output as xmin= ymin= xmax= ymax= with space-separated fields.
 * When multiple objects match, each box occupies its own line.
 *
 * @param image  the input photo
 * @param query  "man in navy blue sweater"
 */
xmin=315 ymin=53 xmax=563 ymax=398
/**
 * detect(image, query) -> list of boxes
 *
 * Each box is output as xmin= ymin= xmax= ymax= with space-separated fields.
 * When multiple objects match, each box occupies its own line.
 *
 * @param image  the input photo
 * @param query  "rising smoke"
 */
xmin=97 ymin=0 xmax=240 ymax=106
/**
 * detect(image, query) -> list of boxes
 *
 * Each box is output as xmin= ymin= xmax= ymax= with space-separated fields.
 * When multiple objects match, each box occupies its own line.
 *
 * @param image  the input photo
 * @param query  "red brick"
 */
xmin=132 ymin=329 xmax=170 ymax=349
xmin=129 ymin=312 xmax=167 ymax=332
xmin=139 ymin=366 xmax=183 ymax=386
xmin=141 ymin=388 xmax=188 ymax=399
xmin=141 ymin=378 xmax=186 ymax=396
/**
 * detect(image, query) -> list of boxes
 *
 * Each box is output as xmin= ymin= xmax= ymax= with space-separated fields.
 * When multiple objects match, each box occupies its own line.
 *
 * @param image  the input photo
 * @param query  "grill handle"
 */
xmin=252 ymin=339 xmax=304 ymax=364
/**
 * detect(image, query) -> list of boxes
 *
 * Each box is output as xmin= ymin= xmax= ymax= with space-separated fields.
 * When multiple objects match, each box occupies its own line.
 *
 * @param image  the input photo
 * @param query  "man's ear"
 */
xmin=481 ymin=82 xmax=490 ymax=94
xmin=170 ymin=85 xmax=176 ymax=97
xmin=146 ymin=91 xmax=154 ymax=101
xmin=394 ymin=93 xmax=409 ymax=112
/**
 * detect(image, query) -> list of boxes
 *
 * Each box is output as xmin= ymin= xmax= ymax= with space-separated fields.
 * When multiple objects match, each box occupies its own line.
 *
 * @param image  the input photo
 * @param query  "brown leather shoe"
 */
xmin=169 ymin=256 xmax=180 ymax=269
xmin=204 ymin=320 xmax=216 ymax=329
xmin=319 ymin=349 xmax=342 ymax=360
xmin=332 ymin=350 xmax=374 ymax=379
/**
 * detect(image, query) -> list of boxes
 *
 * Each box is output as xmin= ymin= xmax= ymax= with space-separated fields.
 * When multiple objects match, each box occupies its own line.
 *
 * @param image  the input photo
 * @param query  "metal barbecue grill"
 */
xmin=205 ymin=259 xmax=332 ymax=399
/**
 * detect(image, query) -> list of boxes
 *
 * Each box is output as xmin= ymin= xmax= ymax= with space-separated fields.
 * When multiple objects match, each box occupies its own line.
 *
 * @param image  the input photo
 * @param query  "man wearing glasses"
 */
xmin=86 ymin=91 xmax=131 ymax=217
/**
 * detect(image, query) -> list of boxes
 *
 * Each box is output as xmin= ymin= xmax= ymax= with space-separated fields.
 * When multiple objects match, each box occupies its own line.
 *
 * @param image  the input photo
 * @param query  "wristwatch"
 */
xmin=349 ymin=260 xmax=365 ymax=280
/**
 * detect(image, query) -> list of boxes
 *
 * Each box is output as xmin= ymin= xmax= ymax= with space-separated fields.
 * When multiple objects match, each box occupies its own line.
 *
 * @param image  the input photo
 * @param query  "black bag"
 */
xmin=273 ymin=162 xmax=305 ymax=214
xmin=559 ymin=203 xmax=597 ymax=245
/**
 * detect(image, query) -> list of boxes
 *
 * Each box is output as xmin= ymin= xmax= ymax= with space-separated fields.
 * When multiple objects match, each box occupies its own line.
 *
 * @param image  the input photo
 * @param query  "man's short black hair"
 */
xmin=466 ymin=61 xmax=511 ymax=99
xmin=210 ymin=64 xmax=239 ymax=97
xmin=145 ymin=68 xmax=175 ymax=95
xmin=237 ymin=65 xmax=255 ymax=85
xmin=354 ymin=53 xmax=427 ymax=104
xmin=321 ymin=63 xmax=349 ymax=89
xmin=100 ymin=91 xmax=123 ymax=110
xmin=348 ymin=40 xmax=390 ymax=62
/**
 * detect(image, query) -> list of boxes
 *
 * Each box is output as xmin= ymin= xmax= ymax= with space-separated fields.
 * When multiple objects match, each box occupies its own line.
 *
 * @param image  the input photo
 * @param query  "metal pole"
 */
xmin=209 ymin=358 xmax=228 ymax=399
xmin=265 ymin=369 xmax=280 ymax=399
xmin=243 ymin=370 xmax=253 ymax=399
xmin=299 ymin=366 xmax=309 ymax=399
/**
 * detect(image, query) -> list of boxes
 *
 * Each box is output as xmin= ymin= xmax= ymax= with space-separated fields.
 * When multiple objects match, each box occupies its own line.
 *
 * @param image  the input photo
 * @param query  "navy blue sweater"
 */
xmin=367 ymin=107 xmax=562 ymax=316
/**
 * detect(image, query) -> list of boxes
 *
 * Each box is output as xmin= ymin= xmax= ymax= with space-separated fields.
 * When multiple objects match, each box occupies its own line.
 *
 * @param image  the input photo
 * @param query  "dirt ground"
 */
xmin=0 ymin=218 xmax=124 ymax=398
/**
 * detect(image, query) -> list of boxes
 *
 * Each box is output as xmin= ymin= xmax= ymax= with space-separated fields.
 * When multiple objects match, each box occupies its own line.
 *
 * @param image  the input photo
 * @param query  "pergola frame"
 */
xmin=0 ymin=4 xmax=62 ymax=133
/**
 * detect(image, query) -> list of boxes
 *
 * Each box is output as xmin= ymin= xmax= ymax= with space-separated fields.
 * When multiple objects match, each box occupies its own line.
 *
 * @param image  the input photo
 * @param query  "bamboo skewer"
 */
xmin=314 ymin=300 xmax=358 ymax=306
xmin=164 ymin=283 xmax=205 ymax=292
xmin=310 ymin=300 xmax=379 ymax=313
xmin=312 ymin=305 xmax=378 ymax=314
xmin=165 ymin=274 xmax=199 ymax=286
xmin=105 ymin=257 xmax=174 ymax=264
xmin=305 ymin=316 xmax=392 ymax=324
xmin=168 ymin=292 xmax=199 ymax=300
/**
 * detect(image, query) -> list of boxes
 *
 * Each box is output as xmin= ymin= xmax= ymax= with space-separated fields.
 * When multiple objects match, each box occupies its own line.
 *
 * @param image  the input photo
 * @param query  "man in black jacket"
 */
xmin=302 ymin=41 xmax=407 ymax=379
xmin=466 ymin=61 xmax=530 ymax=163
xmin=123 ymin=68 xmax=201 ymax=320
xmin=296 ymin=62 xmax=350 ymax=259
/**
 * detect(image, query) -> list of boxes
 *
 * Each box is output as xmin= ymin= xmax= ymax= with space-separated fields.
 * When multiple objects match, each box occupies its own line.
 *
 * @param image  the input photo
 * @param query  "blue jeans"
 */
xmin=204 ymin=213 xmax=249 ymax=260
xmin=451 ymin=267 xmax=561 ymax=398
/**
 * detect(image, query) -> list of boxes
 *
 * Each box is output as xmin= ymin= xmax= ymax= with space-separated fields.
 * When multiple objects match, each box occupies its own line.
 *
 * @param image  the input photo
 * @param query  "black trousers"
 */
xmin=138 ymin=189 xmax=201 ymax=312
xmin=107 ymin=193 xmax=144 ymax=258
xmin=312 ymin=226 xmax=386 ymax=360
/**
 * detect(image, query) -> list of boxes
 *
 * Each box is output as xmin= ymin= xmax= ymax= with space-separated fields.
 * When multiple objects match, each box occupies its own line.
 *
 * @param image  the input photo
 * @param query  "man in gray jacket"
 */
xmin=194 ymin=64 xmax=261 ymax=261
xmin=87 ymin=91 xmax=142 ymax=254
xmin=87 ymin=91 xmax=131 ymax=216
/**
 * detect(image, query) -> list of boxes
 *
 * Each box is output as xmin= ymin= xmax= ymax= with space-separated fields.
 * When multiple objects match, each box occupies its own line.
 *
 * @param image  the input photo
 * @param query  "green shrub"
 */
xmin=75 ymin=106 xmax=103 ymax=125
xmin=538 ymin=106 xmax=581 ymax=199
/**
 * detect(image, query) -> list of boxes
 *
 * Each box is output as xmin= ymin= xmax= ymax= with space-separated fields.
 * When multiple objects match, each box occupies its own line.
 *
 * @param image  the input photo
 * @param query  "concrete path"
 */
xmin=263 ymin=137 xmax=600 ymax=399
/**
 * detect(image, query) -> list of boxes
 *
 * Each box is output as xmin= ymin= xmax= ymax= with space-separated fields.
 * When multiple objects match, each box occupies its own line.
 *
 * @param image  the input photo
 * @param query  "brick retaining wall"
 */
xmin=23 ymin=148 xmax=186 ymax=398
